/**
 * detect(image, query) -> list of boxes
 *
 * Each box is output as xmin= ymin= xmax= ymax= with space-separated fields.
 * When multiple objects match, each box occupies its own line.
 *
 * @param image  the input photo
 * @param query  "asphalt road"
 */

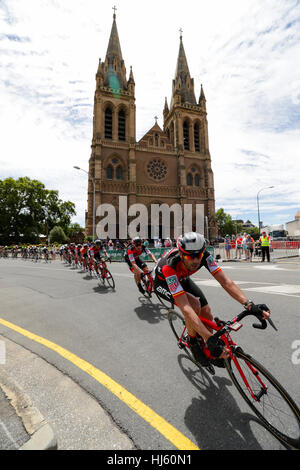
xmin=0 ymin=257 xmax=299 ymax=450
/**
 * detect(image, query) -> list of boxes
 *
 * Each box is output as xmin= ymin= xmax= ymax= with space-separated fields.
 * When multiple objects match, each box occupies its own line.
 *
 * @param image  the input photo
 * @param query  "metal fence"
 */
xmin=213 ymin=241 xmax=300 ymax=261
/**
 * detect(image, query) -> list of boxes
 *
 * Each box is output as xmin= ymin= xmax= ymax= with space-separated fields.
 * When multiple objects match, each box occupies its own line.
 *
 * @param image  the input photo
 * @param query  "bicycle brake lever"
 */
xmin=267 ymin=317 xmax=278 ymax=331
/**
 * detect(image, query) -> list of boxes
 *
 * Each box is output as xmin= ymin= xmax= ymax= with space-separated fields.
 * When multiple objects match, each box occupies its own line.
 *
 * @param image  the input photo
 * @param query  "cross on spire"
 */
xmin=154 ymin=115 xmax=158 ymax=124
xmin=112 ymin=5 xmax=117 ymax=19
xmin=179 ymin=28 xmax=183 ymax=39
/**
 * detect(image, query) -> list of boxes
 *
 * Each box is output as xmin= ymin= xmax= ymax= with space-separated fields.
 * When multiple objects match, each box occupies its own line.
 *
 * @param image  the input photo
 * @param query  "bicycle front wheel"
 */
xmin=105 ymin=269 xmax=115 ymax=289
xmin=226 ymin=350 xmax=300 ymax=449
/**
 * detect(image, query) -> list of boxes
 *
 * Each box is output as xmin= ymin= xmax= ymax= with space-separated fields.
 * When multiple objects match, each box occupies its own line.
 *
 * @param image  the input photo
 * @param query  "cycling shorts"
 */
xmin=154 ymin=276 xmax=208 ymax=308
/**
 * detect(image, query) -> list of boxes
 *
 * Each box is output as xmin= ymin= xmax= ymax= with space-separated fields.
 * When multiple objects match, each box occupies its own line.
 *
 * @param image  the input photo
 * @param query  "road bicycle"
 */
xmin=168 ymin=307 xmax=300 ymax=449
xmin=95 ymin=258 xmax=115 ymax=289
xmin=140 ymin=270 xmax=154 ymax=298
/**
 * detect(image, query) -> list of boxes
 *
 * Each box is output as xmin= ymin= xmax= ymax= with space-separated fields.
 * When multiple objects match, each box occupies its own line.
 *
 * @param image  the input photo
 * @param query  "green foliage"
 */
xmin=216 ymin=208 xmax=242 ymax=237
xmin=49 ymin=226 xmax=68 ymax=244
xmin=0 ymin=177 xmax=76 ymax=244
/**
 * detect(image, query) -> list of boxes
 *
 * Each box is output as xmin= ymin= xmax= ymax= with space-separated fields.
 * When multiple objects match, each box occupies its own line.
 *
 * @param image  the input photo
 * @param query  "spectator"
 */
xmin=246 ymin=234 xmax=255 ymax=262
xmin=235 ymin=233 xmax=243 ymax=259
xmin=231 ymin=235 xmax=236 ymax=254
xmin=242 ymin=232 xmax=248 ymax=260
xmin=224 ymin=234 xmax=231 ymax=260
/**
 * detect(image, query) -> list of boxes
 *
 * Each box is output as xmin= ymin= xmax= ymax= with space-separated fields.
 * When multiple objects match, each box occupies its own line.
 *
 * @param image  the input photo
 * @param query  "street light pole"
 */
xmin=256 ymin=186 xmax=274 ymax=234
xmin=74 ymin=166 xmax=96 ymax=242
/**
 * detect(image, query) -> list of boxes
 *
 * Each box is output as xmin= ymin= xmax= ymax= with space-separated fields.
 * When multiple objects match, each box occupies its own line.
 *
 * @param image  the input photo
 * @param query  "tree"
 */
xmin=215 ymin=208 xmax=241 ymax=237
xmin=0 ymin=177 xmax=76 ymax=244
xmin=49 ymin=226 xmax=68 ymax=244
xmin=66 ymin=223 xmax=85 ymax=243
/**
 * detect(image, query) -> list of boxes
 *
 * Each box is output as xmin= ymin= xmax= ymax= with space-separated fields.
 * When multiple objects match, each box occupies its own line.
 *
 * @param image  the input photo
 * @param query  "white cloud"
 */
xmin=0 ymin=0 xmax=300 ymax=228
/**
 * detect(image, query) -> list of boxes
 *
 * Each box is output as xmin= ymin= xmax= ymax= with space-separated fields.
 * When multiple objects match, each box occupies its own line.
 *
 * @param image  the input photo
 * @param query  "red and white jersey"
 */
xmin=155 ymin=248 xmax=222 ymax=300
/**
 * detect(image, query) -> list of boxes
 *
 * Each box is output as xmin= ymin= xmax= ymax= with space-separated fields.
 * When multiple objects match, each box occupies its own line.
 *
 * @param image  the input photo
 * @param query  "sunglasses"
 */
xmin=183 ymin=252 xmax=203 ymax=261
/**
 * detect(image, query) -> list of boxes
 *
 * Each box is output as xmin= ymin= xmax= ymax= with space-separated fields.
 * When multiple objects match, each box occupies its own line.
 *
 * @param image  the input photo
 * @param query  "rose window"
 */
xmin=146 ymin=159 xmax=167 ymax=181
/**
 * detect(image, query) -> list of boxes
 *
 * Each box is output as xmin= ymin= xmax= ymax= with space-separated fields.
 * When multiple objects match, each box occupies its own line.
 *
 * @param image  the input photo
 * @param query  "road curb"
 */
xmin=0 ymin=368 xmax=57 ymax=450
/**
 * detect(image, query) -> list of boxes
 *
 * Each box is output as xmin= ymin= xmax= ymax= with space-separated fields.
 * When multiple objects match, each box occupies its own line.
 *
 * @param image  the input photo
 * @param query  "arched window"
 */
xmin=105 ymin=107 xmax=113 ymax=139
xmin=194 ymin=123 xmax=200 ymax=152
xmin=183 ymin=121 xmax=189 ymax=150
xmin=155 ymin=133 xmax=159 ymax=146
xmin=195 ymin=174 xmax=200 ymax=187
xmin=116 ymin=165 xmax=123 ymax=180
xmin=118 ymin=109 xmax=126 ymax=141
xmin=187 ymin=173 xmax=193 ymax=186
xmin=106 ymin=165 xmax=113 ymax=180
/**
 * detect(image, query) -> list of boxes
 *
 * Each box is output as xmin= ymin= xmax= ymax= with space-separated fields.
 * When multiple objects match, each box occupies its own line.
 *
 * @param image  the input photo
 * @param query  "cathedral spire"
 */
xmin=103 ymin=9 xmax=127 ymax=91
xmin=171 ymin=31 xmax=196 ymax=107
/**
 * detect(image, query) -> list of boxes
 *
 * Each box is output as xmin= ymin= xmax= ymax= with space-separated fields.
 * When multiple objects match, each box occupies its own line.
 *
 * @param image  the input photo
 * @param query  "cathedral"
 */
xmin=86 ymin=10 xmax=217 ymax=240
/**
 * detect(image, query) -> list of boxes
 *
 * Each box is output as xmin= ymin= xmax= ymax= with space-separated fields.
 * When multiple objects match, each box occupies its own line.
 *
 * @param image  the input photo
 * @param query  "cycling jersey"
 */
xmin=154 ymin=248 xmax=222 ymax=301
xmin=125 ymin=243 xmax=151 ymax=263
xmin=93 ymin=243 xmax=107 ymax=259
xmin=124 ymin=243 xmax=151 ymax=272
xmin=80 ymin=247 xmax=89 ymax=257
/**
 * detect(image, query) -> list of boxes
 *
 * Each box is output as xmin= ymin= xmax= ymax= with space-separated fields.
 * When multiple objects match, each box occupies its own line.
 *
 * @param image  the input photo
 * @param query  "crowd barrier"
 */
xmin=214 ymin=242 xmax=300 ymax=261
xmin=107 ymin=245 xmax=215 ymax=262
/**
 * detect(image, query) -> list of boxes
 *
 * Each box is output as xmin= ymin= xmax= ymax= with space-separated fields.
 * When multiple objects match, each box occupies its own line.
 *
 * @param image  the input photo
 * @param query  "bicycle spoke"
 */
xmin=226 ymin=352 xmax=300 ymax=448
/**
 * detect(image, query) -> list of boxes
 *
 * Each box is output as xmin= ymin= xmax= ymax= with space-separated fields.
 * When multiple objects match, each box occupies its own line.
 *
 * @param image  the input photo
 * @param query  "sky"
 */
xmin=0 ymin=0 xmax=300 ymax=230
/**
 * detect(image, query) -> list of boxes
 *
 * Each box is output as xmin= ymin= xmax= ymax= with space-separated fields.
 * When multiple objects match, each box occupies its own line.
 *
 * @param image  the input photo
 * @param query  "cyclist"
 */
xmin=125 ymin=236 xmax=157 ymax=294
xmin=154 ymin=232 xmax=270 ymax=367
xmin=80 ymin=243 xmax=89 ymax=270
xmin=92 ymin=239 xmax=111 ymax=276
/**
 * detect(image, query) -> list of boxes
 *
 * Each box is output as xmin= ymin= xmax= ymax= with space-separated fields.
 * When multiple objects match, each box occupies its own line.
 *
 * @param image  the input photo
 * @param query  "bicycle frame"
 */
xmin=179 ymin=314 xmax=268 ymax=402
xmin=142 ymin=270 xmax=154 ymax=295
xmin=96 ymin=258 xmax=110 ymax=279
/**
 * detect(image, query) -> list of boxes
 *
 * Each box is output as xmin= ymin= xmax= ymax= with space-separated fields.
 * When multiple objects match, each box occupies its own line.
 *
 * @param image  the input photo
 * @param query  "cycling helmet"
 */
xmin=132 ymin=236 xmax=142 ymax=246
xmin=177 ymin=232 xmax=206 ymax=256
xmin=95 ymin=240 xmax=101 ymax=246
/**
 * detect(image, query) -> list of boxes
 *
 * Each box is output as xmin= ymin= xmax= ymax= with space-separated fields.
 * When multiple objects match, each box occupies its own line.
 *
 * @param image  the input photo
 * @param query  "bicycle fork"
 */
xmin=227 ymin=343 xmax=268 ymax=402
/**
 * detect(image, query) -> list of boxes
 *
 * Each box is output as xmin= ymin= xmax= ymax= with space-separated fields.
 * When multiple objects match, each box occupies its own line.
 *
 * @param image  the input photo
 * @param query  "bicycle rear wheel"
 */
xmin=167 ymin=309 xmax=215 ymax=375
xmin=225 ymin=350 xmax=300 ymax=449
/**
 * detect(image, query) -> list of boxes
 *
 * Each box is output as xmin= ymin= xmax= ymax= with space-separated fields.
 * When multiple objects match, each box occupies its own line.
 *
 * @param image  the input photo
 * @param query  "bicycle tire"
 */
xmin=167 ymin=309 xmax=215 ymax=375
xmin=225 ymin=350 xmax=300 ymax=449
xmin=105 ymin=269 xmax=115 ymax=289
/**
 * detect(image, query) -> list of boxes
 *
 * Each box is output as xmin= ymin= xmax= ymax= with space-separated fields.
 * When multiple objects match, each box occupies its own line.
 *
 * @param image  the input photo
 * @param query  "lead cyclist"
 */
xmin=154 ymin=232 xmax=271 ymax=368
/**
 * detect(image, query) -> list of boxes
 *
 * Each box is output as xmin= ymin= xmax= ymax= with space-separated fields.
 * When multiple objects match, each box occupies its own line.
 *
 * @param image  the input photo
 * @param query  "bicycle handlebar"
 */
xmin=213 ymin=309 xmax=278 ymax=340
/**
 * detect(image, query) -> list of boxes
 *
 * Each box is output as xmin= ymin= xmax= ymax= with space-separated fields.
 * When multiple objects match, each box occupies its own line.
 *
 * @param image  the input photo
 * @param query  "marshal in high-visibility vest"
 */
xmin=260 ymin=235 xmax=270 ymax=247
xmin=259 ymin=232 xmax=270 ymax=262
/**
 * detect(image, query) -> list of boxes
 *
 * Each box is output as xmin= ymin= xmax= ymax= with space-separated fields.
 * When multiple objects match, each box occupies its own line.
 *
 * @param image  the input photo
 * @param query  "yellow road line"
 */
xmin=0 ymin=317 xmax=199 ymax=451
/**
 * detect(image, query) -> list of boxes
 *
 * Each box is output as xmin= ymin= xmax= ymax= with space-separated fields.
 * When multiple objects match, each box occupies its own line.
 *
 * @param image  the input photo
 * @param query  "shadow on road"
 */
xmin=177 ymin=354 xmax=268 ymax=450
xmin=92 ymin=284 xmax=116 ymax=294
xmin=134 ymin=297 xmax=168 ymax=324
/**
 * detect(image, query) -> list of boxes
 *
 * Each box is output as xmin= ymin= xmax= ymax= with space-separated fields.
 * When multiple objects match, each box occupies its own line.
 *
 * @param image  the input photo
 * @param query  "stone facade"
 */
xmin=86 ymin=13 xmax=217 ymax=240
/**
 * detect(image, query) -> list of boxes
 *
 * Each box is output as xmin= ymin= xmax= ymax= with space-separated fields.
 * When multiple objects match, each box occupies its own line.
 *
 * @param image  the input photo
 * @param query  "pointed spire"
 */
xmin=171 ymin=32 xmax=196 ymax=106
xmin=199 ymin=83 xmax=206 ymax=107
xmin=103 ymin=10 xmax=127 ymax=91
xmin=163 ymin=96 xmax=169 ymax=115
xmin=106 ymin=11 xmax=123 ymax=63
xmin=128 ymin=65 xmax=135 ymax=84
xmin=127 ymin=65 xmax=135 ymax=95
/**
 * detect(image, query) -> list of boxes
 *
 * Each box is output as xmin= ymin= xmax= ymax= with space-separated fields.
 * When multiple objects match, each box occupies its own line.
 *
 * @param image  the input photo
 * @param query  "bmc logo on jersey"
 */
xmin=166 ymin=275 xmax=179 ymax=293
